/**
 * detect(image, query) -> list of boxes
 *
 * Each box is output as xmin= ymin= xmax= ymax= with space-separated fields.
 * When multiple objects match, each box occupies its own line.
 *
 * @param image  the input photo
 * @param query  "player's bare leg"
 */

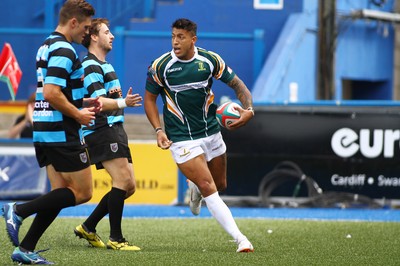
xmin=208 ymin=153 xmax=227 ymax=192
xmin=179 ymin=155 xmax=254 ymax=252
xmin=102 ymin=158 xmax=135 ymax=198
xmin=50 ymin=165 xmax=93 ymax=204
xmin=94 ymin=158 xmax=140 ymax=251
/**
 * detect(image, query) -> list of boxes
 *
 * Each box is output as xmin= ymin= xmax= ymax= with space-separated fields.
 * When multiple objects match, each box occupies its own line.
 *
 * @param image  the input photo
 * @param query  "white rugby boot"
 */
xmin=236 ymin=238 xmax=254 ymax=253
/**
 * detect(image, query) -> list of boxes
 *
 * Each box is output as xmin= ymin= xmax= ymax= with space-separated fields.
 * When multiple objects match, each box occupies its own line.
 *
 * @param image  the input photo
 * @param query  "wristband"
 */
xmin=247 ymin=107 xmax=255 ymax=116
xmin=155 ymin=127 xmax=163 ymax=133
xmin=117 ymin=98 xmax=127 ymax=109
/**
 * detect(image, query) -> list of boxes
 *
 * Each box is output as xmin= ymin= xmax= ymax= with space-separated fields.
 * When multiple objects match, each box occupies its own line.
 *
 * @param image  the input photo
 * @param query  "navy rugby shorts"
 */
xmin=35 ymin=144 xmax=90 ymax=172
xmin=84 ymin=123 xmax=132 ymax=170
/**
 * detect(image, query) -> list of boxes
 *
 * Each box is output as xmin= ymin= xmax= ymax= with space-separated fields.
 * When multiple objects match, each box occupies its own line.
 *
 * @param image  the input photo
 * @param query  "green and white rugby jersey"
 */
xmin=146 ymin=47 xmax=236 ymax=143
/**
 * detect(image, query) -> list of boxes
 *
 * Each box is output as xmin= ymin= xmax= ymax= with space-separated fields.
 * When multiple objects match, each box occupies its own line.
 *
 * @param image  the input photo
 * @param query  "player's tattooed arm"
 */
xmin=227 ymin=75 xmax=253 ymax=109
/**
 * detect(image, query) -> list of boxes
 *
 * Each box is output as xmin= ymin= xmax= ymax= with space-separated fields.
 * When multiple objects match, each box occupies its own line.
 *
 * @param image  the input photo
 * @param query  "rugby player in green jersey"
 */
xmin=144 ymin=18 xmax=255 ymax=253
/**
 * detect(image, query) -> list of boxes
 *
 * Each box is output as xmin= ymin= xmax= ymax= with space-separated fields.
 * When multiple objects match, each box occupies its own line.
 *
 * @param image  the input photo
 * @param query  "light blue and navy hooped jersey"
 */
xmin=33 ymin=32 xmax=86 ymax=146
xmin=145 ymin=46 xmax=236 ymax=143
xmin=81 ymin=53 xmax=124 ymax=137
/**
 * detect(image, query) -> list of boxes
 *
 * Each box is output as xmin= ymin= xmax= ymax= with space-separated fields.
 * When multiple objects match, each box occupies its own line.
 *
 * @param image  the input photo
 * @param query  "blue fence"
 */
xmin=35 ymin=0 xmax=153 ymax=29
xmin=111 ymin=26 xmax=265 ymax=86
xmin=0 ymin=27 xmax=265 ymax=95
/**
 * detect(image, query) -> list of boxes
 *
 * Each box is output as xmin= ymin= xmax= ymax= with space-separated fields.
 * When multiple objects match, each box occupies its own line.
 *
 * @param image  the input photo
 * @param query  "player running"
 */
xmin=144 ymin=18 xmax=255 ymax=253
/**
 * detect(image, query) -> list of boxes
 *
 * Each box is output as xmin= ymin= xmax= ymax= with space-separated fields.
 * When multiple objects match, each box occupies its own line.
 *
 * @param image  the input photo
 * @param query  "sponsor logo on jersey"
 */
xmin=109 ymin=87 xmax=123 ymax=98
xmin=34 ymin=101 xmax=50 ymax=109
xmin=167 ymin=67 xmax=182 ymax=73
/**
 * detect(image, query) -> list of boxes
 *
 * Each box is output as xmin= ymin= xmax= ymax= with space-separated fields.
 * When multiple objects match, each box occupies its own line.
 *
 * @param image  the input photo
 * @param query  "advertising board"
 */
xmin=222 ymin=104 xmax=400 ymax=206
xmin=0 ymin=141 xmax=178 ymax=205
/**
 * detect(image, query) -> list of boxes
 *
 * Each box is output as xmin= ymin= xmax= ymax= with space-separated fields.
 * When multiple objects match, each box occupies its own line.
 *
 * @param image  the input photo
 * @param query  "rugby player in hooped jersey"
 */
xmin=2 ymin=0 xmax=100 ymax=264
xmin=74 ymin=18 xmax=142 ymax=251
xmin=144 ymin=18 xmax=255 ymax=253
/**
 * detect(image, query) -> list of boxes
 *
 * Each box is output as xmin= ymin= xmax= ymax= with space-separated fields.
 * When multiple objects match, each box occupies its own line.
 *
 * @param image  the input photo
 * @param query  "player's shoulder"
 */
xmin=45 ymin=33 xmax=76 ymax=58
xmin=47 ymin=33 xmax=73 ymax=50
xmin=82 ymin=53 xmax=102 ymax=67
xmin=197 ymin=46 xmax=221 ymax=56
xmin=197 ymin=47 xmax=223 ymax=62
xmin=149 ymin=51 xmax=173 ymax=72
xmin=152 ymin=51 xmax=172 ymax=66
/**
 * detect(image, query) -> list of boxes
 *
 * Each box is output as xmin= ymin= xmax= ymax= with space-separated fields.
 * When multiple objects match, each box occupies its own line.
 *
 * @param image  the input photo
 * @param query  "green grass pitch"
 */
xmin=1 ymin=217 xmax=400 ymax=265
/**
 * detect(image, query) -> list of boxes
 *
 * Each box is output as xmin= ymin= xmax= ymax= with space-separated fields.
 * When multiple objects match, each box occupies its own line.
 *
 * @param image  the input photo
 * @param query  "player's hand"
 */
xmin=77 ymin=107 xmax=96 ymax=126
xmin=156 ymin=130 xmax=173 ymax=149
xmin=228 ymin=106 xmax=254 ymax=129
xmin=125 ymin=87 xmax=143 ymax=107
xmin=83 ymin=97 xmax=103 ymax=113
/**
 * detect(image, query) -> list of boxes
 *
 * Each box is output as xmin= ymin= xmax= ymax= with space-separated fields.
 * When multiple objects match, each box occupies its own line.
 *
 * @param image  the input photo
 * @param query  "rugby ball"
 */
xmin=216 ymin=102 xmax=241 ymax=129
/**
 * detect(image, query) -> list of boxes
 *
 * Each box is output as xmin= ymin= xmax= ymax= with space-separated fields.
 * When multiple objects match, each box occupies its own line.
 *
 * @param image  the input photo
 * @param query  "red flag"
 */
xmin=0 ymin=43 xmax=23 ymax=100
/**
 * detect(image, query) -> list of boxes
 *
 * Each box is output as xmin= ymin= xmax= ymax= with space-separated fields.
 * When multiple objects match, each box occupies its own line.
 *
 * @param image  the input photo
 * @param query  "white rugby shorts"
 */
xmin=170 ymin=132 xmax=226 ymax=164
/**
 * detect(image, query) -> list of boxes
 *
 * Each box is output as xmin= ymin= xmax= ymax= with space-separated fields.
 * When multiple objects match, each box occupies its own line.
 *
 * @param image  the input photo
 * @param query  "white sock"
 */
xmin=204 ymin=192 xmax=246 ymax=242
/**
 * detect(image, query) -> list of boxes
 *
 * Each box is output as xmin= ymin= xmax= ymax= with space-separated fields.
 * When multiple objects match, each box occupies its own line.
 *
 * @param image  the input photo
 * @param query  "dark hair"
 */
xmin=59 ymin=0 xmax=95 ymax=25
xmin=82 ymin=18 xmax=110 ymax=48
xmin=172 ymin=18 xmax=197 ymax=36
